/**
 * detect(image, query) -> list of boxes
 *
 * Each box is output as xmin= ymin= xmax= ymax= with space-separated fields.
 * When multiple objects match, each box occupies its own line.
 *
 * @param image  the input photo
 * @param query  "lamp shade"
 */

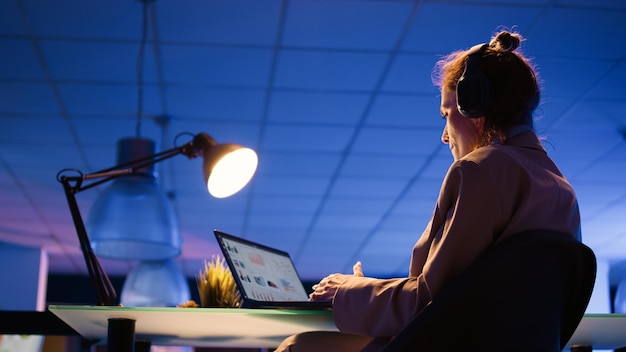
xmin=190 ymin=133 xmax=258 ymax=198
xmin=85 ymin=138 xmax=181 ymax=260
xmin=120 ymin=259 xmax=190 ymax=307
xmin=204 ymin=144 xmax=258 ymax=198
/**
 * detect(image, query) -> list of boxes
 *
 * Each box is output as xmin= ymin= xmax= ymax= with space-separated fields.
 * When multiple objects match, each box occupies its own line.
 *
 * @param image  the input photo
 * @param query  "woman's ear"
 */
xmin=471 ymin=116 xmax=486 ymax=135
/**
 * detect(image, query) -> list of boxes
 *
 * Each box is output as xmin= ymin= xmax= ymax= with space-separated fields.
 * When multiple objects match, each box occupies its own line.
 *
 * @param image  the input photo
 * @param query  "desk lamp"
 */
xmin=56 ymin=132 xmax=258 ymax=306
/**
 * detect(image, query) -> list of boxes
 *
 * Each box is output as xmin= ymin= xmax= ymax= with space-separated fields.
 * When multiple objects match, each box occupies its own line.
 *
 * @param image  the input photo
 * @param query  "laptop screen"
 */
xmin=215 ymin=230 xmax=311 ymax=302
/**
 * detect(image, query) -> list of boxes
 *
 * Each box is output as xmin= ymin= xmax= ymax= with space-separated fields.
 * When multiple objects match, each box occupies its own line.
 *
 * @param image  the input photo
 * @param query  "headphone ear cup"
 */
xmin=456 ymin=44 xmax=492 ymax=118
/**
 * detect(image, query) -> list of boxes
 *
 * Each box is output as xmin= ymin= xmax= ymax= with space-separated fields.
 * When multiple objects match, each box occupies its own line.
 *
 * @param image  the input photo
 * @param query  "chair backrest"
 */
xmin=381 ymin=229 xmax=597 ymax=352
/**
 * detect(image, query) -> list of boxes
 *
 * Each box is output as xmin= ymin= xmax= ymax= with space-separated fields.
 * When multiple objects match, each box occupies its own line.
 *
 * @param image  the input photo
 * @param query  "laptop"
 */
xmin=214 ymin=229 xmax=332 ymax=310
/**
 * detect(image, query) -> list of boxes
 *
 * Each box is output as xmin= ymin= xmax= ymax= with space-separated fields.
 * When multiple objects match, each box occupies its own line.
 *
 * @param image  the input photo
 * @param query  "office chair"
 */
xmin=381 ymin=229 xmax=597 ymax=352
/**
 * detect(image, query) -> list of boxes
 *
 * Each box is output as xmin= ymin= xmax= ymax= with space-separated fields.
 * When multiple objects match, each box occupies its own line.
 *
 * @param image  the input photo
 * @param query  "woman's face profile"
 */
xmin=440 ymin=88 xmax=484 ymax=161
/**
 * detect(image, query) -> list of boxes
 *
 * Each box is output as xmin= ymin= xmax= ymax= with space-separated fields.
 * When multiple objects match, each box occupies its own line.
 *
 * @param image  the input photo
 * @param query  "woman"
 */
xmin=276 ymin=29 xmax=581 ymax=352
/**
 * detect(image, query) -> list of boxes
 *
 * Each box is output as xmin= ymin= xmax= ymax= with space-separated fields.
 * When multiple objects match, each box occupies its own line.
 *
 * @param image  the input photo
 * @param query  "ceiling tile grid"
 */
xmin=0 ymin=0 xmax=625 ymax=290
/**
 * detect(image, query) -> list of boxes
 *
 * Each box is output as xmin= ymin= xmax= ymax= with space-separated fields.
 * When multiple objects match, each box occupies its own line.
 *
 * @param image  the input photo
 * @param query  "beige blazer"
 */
xmin=332 ymin=131 xmax=581 ymax=339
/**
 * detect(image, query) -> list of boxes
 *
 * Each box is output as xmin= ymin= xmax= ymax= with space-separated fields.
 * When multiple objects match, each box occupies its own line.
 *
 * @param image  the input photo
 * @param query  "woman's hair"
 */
xmin=432 ymin=30 xmax=540 ymax=145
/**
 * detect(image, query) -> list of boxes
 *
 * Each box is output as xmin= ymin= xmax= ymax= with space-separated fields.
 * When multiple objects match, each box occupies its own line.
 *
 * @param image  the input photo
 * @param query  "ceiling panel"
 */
xmin=587 ymin=62 xmax=626 ymax=101
xmin=23 ymin=0 xmax=141 ymax=40
xmin=360 ymin=231 xmax=419 ymax=257
xmin=252 ymin=175 xmax=330 ymax=197
xmin=547 ymin=101 xmax=619 ymax=132
xmin=0 ymin=0 xmax=25 ymax=35
xmin=256 ymin=151 xmax=341 ymax=177
xmin=322 ymin=197 xmax=395 ymax=215
xmin=41 ymin=41 xmax=154 ymax=82
xmin=250 ymin=195 xmax=322 ymax=214
xmin=248 ymin=213 xmax=314 ymax=231
xmin=0 ymin=39 xmax=43 ymax=78
xmin=261 ymin=124 xmax=353 ymax=152
xmin=268 ymin=91 xmax=369 ymax=124
xmin=166 ymin=87 xmax=265 ymax=121
xmin=351 ymin=127 xmax=439 ymax=154
xmin=1 ymin=115 xmax=71 ymax=144
xmin=381 ymin=53 xmax=440 ymax=94
xmin=157 ymin=0 xmax=282 ymax=46
xmin=283 ymin=0 xmax=413 ymax=50
xmin=402 ymin=2 xmax=541 ymax=53
xmin=546 ymin=130 xmax=623 ymax=164
xmin=161 ymin=45 xmax=273 ymax=86
xmin=0 ymin=82 xmax=59 ymax=114
xmin=330 ymin=178 xmax=408 ymax=198
xmin=527 ymin=6 xmax=626 ymax=59
xmin=274 ymin=50 xmax=388 ymax=90
xmin=1 ymin=144 xmax=85 ymax=169
xmin=538 ymin=58 xmax=616 ymax=99
xmin=340 ymin=154 xmax=428 ymax=179
xmin=556 ymin=0 xmax=626 ymax=8
xmin=366 ymin=94 xmax=441 ymax=127
xmin=58 ymin=84 xmax=156 ymax=116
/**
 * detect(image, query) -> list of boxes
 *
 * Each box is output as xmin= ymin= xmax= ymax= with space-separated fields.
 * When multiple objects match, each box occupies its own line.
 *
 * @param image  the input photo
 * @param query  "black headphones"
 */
xmin=456 ymin=43 xmax=491 ymax=118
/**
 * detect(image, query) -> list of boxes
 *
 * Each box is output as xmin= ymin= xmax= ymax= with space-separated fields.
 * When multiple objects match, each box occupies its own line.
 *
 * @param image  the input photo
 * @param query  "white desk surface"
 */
xmin=49 ymin=305 xmax=336 ymax=348
xmin=49 ymin=306 xmax=626 ymax=349
xmin=567 ymin=313 xmax=626 ymax=349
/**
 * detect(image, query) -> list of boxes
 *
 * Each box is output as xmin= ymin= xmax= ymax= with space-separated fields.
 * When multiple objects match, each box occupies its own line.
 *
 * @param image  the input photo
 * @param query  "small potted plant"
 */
xmin=195 ymin=255 xmax=242 ymax=308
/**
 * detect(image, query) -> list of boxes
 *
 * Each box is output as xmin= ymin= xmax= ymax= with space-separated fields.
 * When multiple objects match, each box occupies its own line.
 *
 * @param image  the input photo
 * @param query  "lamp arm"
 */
xmin=73 ymin=140 xmax=198 ymax=193
xmin=55 ymin=135 xmax=205 ymax=306
xmin=55 ymin=133 xmax=214 ymax=305
xmin=60 ymin=176 xmax=117 ymax=306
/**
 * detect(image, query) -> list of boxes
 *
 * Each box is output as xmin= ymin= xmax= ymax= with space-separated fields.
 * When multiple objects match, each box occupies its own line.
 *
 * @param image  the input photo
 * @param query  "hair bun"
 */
xmin=491 ymin=31 xmax=521 ymax=53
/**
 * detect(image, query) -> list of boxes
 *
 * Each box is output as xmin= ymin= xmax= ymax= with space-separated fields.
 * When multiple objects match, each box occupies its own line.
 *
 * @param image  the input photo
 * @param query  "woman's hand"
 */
xmin=309 ymin=261 xmax=363 ymax=302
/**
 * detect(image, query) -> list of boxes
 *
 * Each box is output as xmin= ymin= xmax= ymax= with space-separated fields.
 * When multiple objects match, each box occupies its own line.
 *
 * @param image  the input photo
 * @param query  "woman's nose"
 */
xmin=441 ymin=126 xmax=449 ymax=144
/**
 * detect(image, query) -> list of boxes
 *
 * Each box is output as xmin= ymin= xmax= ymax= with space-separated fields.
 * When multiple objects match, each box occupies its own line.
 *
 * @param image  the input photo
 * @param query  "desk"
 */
xmin=48 ymin=306 xmax=626 ymax=350
xmin=567 ymin=313 xmax=626 ymax=350
xmin=48 ymin=305 xmax=336 ymax=349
